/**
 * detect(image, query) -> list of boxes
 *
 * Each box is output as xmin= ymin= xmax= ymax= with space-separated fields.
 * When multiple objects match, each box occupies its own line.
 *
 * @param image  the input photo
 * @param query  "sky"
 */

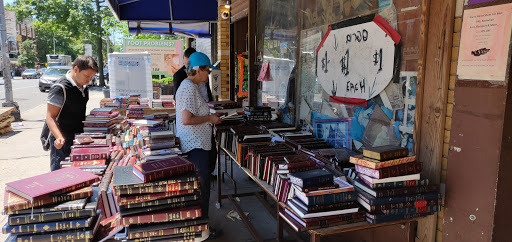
xmin=4 ymin=0 xmax=15 ymax=6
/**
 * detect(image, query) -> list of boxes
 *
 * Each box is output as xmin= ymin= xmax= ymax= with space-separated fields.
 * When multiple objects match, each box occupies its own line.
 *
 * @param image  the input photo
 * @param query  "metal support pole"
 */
xmin=0 ymin=0 xmax=20 ymax=121
xmin=95 ymin=0 xmax=104 ymax=87
xmin=53 ymin=33 xmax=55 ymax=54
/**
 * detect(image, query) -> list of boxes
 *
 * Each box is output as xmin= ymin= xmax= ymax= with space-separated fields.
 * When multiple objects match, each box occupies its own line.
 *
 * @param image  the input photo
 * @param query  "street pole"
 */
xmin=95 ymin=0 xmax=104 ymax=87
xmin=53 ymin=33 xmax=55 ymax=54
xmin=0 ymin=0 xmax=20 ymax=121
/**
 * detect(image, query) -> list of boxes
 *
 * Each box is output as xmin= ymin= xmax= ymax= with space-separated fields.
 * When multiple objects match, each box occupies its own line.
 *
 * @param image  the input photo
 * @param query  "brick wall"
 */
xmin=437 ymin=1 xmax=463 ymax=240
xmin=217 ymin=3 xmax=231 ymax=100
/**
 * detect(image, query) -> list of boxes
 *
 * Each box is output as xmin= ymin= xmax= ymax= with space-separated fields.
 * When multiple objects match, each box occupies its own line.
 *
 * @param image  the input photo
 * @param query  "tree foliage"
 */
xmin=18 ymin=39 xmax=38 ymax=68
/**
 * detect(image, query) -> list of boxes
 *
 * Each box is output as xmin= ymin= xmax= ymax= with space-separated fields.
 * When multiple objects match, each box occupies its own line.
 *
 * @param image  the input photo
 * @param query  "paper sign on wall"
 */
xmin=316 ymin=14 xmax=401 ymax=105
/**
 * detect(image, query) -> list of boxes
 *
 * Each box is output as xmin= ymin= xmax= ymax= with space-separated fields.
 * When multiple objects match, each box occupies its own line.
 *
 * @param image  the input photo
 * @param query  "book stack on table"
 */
xmin=127 ymin=105 xmax=144 ymax=119
xmin=160 ymin=95 xmax=175 ymax=108
xmin=103 ymin=157 xmax=208 ymax=241
xmin=84 ymin=108 xmax=122 ymax=134
xmin=207 ymin=100 xmax=240 ymax=109
xmin=281 ymin=169 xmax=364 ymax=231
xmin=140 ymin=130 xmax=181 ymax=161
xmin=244 ymin=106 xmax=272 ymax=121
xmin=2 ymin=167 xmax=102 ymax=242
xmin=350 ymin=145 xmax=442 ymax=224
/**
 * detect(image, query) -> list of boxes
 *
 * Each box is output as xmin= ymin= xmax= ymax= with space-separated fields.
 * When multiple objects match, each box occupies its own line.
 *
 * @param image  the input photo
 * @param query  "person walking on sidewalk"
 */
xmin=46 ymin=55 xmax=98 ymax=171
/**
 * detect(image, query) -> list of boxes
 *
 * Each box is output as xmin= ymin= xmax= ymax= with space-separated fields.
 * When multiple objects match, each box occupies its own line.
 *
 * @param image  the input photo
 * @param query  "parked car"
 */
xmin=22 ymin=69 xmax=38 ymax=79
xmin=91 ymin=67 xmax=109 ymax=86
xmin=38 ymin=66 xmax=72 ymax=92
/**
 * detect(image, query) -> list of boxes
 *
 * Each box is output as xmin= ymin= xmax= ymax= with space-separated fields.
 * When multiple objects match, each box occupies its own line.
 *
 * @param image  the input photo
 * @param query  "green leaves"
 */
xmin=18 ymin=40 xmax=38 ymax=68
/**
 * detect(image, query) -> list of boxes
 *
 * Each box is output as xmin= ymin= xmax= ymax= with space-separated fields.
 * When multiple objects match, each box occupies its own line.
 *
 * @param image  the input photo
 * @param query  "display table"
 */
xmin=214 ymin=129 xmax=418 ymax=242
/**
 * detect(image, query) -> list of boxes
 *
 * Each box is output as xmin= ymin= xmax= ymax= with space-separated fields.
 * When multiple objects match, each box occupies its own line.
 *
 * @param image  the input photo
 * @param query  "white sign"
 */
xmin=316 ymin=14 xmax=400 ymax=101
xmin=109 ymin=52 xmax=153 ymax=98
xmin=5 ymin=11 xmax=16 ymax=38
xmin=209 ymin=69 xmax=221 ymax=97
xmin=84 ymin=44 xmax=92 ymax=56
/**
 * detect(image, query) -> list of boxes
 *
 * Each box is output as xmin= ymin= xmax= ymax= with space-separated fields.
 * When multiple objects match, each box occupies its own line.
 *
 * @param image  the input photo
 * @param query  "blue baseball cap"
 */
xmin=188 ymin=52 xmax=218 ymax=70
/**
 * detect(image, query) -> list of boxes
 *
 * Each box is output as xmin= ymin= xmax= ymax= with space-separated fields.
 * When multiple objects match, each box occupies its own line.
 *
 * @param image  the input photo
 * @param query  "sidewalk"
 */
xmin=0 ymin=88 xmax=104 ymax=241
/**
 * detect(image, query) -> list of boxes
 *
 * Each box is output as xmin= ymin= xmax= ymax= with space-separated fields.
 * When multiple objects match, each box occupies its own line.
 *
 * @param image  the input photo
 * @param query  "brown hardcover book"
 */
xmin=120 ymin=206 xmax=202 ymax=226
xmin=128 ymin=224 xmax=208 ymax=239
xmin=4 ymin=187 xmax=93 ymax=213
xmin=132 ymin=156 xmax=195 ymax=183
xmin=116 ymin=189 xmax=196 ymax=206
xmin=114 ymin=181 xmax=200 ymax=196
xmin=363 ymin=145 xmax=409 ymax=161
xmin=70 ymin=147 xmax=110 ymax=161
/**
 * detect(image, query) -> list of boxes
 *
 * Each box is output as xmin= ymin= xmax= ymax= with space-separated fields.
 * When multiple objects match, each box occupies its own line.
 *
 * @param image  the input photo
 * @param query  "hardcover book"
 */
xmin=349 ymin=155 xmax=416 ymax=169
xmin=119 ymin=192 xmax=200 ymax=210
xmin=357 ymin=196 xmax=441 ymax=212
xmin=70 ymin=147 xmax=110 ymax=161
xmin=8 ymin=205 xmax=97 ymax=225
xmin=4 ymin=198 xmax=87 ymax=215
xmin=287 ymin=200 xmax=359 ymax=219
xmin=355 ymin=162 xmax=423 ymax=179
xmin=116 ymin=189 xmax=196 ymax=206
xmin=289 ymin=169 xmax=333 ymax=189
xmin=363 ymin=145 xmax=409 ymax=161
xmin=120 ymin=206 xmax=202 ymax=226
xmin=5 ymin=167 xmax=98 ymax=202
xmin=3 ymin=187 xmax=94 ymax=213
xmin=2 ymin=217 xmax=94 ymax=234
xmin=355 ymin=186 xmax=442 ymax=206
xmin=358 ymin=173 xmax=421 ymax=184
xmin=354 ymin=179 xmax=440 ymax=198
xmin=128 ymin=218 xmax=209 ymax=235
xmin=132 ymin=156 xmax=195 ymax=183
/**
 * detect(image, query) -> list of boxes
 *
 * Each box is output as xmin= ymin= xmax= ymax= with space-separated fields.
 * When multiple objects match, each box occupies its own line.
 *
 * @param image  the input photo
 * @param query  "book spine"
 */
xmin=120 ymin=201 xmax=200 ymax=216
xmin=356 ymin=187 xmax=442 ymax=205
xmin=361 ymin=177 xmax=430 ymax=190
xmin=355 ymin=162 xmax=423 ymax=179
xmin=364 ymin=148 xmax=409 ymax=161
xmin=8 ymin=208 xmax=96 ymax=225
xmin=72 ymin=160 xmax=107 ymax=167
xmin=127 ymin=232 xmax=200 ymax=242
xmin=129 ymin=224 xmax=208 ymax=239
xmin=286 ymin=166 xmax=318 ymax=174
xmin=373 ymin=185 xmax=440 ymax=198
xmin=142 ymin=164 xmax=195 ymax=182
xmin=119 ymin=193 xmax=200 ymax=210
xmin=120 ymin=206 xmax=202 ymax=226
xmin=15 ymin=230 xmax=93 ymax=242
xmin=381 ymin=204 xmax=440 ymax=215
xmin=117 ymin=190 xmax=195 ymax=206
xmin=369 ymin=199 xmax=441 ymax=212
xmin=304 ymin=212 xmax=365 ymax=227
xmin=349 ymin=156 xmax=416 ymax=169
xmin=290 ymin=173 xmax=333 ymax=189
xmin=366 ymin=210 xmax=437 ymax=224
xmin=307 ymin=191 xmax=357 ymax=206
xmin=2 ymin=217 xmax=93 ymax=234
xmin=115 ymin=181 xmax=199 ymax=196
xmin=285 ymin=160 xmax=317 ymax=169
xmin=305 ymin=201 xmax=357 ymax=213
xmin=71 ymin=152 xmax=108 ymax=161
xmin=4 ymin=189 xmax=93 ymax=213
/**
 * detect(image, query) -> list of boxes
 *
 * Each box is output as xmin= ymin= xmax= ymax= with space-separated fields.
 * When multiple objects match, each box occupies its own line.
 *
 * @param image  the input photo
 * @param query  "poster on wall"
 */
xmin=316 ymin=14 xmax=401 ymax=106
xmin=456 ymin=3 xmax=512 ymax=81
xmin=124 ymin=39 xmax=183 ymax=76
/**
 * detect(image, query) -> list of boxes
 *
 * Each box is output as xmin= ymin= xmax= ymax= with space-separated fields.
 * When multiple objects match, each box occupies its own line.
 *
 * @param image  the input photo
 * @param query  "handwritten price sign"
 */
xmin=316 ymin=14 xmax=401 ymax=102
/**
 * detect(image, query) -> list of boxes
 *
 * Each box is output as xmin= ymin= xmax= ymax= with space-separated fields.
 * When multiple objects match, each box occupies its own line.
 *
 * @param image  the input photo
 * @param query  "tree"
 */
xmin=18 ymin=40 xmax=38 ymax=68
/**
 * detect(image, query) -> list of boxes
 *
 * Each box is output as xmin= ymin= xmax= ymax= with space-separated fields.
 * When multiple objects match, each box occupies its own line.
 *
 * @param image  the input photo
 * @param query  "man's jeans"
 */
xmin=50 ymin=134 xmax=73 ymax=171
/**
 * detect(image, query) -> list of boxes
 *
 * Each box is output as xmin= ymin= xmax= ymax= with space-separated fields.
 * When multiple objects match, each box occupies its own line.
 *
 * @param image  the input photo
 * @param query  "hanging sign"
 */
xmin=316 ymin=14 xmax=401 ymax=105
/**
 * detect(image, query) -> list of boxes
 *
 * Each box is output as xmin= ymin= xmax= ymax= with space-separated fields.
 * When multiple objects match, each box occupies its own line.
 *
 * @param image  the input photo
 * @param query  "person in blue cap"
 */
xmin=175 ymin=52 xmax=223 ymax=239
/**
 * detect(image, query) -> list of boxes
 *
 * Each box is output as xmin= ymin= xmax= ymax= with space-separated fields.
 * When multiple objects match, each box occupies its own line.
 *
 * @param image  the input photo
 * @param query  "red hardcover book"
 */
xmin=115 ymin=181 xmax=200 ymax=196
xmin=70 ymin=147 xmax=110 ymax=161
xmin=128 ymin=224 xmax=208 ymax=239
xmin=355 ymin=162 xmax=423 ymax=179
xmin=75 ymin=136 xmax=93 ymax=145
xmin=116 ymin=189 xmax=196 ymax=206
xmin=5 ymin=167 xmax=99 ymax=201
xmin=72 ymin=159 xmax=107 ymax=167
xmin=132 ymin=156 xmax=195 ymax=183
xmin=3 ymin=187 xmax=93 ymax=213
xmin=120 ymin=206 xmax=202 ymax=226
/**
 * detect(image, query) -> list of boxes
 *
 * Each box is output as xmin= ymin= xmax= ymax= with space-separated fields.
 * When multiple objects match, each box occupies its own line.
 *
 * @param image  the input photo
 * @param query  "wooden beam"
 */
xmin=248 ymin=0 xmax=257 ymax=106
xmin=415 ymin=0 xmax=456 ymax=241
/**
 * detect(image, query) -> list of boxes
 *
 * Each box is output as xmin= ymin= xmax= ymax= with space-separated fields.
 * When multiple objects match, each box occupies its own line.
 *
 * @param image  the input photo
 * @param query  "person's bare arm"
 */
xmin=181 ymin=109 xmax=223 ymax=125
xmin=46 ymin=104 xmax=65 ymax=149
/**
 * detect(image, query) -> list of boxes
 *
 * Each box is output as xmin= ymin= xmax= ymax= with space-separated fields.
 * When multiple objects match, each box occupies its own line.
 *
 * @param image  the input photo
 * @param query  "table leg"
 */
xmin=216 ymin=142 xmax=222 ymax=208
xmin=310 ymin=233 xmax=321 ymax=242
xmin=277 ymin=207 xmax=283 ymax=242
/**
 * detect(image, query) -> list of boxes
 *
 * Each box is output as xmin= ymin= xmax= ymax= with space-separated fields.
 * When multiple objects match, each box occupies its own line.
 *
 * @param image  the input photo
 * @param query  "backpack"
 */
xmin=40 ymin=83 xmax=66 ymax=151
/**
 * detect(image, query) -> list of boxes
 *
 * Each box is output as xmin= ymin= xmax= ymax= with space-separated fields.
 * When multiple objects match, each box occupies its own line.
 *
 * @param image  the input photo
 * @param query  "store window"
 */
xmin=256 ymin=0 xmax=298 ymax=124
xmin=297 ymin=0 xmax=421 ymax=152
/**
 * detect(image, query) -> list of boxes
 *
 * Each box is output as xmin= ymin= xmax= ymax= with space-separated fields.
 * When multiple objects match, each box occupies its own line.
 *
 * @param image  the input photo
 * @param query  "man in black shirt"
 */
xmin=46 ymin=55 xmax=98 ymax=171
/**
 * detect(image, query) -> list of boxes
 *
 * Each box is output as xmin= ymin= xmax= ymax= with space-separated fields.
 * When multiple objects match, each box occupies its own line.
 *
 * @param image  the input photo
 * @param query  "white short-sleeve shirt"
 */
xmin=176 ymin=79 xmax=212 ymax=153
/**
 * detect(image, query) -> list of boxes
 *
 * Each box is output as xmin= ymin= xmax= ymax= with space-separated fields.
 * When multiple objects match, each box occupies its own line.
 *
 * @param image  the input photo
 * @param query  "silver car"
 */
xmin=38 ymin=66 xmax=72 ymax=92
xmin=22 ymin=69 xmax=38 ymax=79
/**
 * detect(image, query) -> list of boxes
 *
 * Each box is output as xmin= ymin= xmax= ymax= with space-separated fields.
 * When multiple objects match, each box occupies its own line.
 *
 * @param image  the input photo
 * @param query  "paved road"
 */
xmin=0 ymin=77 xmax=48 ymax=119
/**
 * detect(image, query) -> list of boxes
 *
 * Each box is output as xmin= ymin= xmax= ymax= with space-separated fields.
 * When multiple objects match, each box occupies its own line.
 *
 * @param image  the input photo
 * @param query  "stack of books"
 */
xmin=141 ymin=130 xmax=181 ymax=161
xmin=160 ymin=95 xmax=175 ymax=108
xmin=244 ymin=106 xmax=272 ymax=121
xmin=139 ymin=98 xmax=150 ymax=108
xmin=83 ymin=108 xmax=122 ymax=133
xmin=282 ymin=169 xmax=363 ymax=231
xmin=2 ymin=167 xmax=102 ymax=241
xmin=128 ymin=94 xmax=140 ymax=106
xmin=152 ymin=99 xmax=163 ymax=108
xmin=207 ymin=100 xmax=240 ymax=109
xmin=113 ymin=96 xmax=129 ymax=109
xmin=350 ymin=145 xmax=441 ymax=224
xmin=127 ymin=105 xmax=145 ymax=119
xmin=109 ymin=157 xmax=208 ymax=241
xmin=60 ymin=134 xmax=114 ymax=177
